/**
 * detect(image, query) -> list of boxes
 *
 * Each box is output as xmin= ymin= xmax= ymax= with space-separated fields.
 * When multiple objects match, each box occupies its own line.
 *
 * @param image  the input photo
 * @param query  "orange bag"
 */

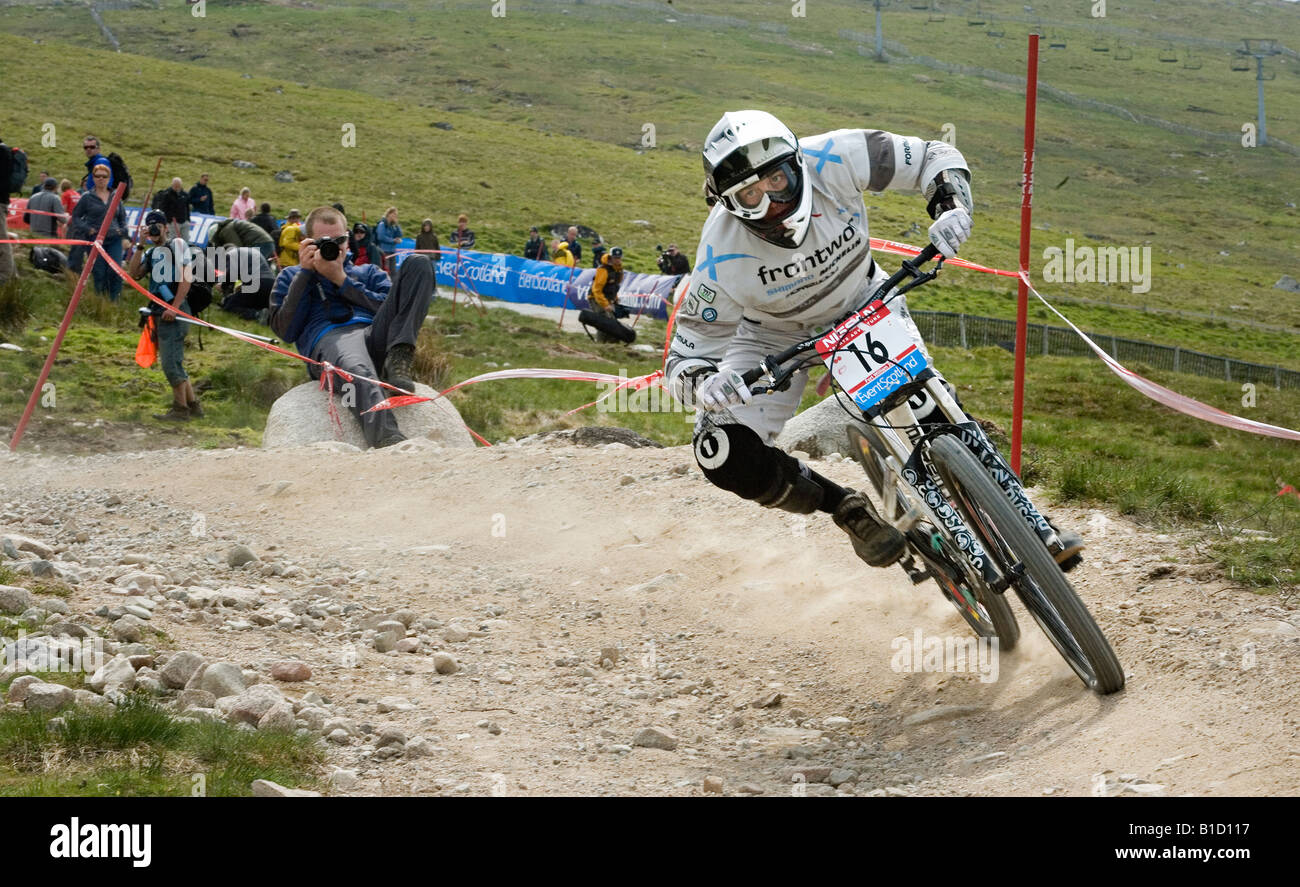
xmin=135 ymin=316 xmax=157 ymax=368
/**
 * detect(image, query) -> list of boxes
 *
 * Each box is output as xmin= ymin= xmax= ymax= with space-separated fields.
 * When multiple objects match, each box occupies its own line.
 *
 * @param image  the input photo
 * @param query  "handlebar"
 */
xmin=739 ymin=243 xmax=943 ymax=390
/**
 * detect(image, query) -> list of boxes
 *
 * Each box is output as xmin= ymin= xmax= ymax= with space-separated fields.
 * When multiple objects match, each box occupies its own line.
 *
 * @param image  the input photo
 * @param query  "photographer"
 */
xmin=268 ymin=205 xmax=435 ymax=449
xmin=656 ymin=243 xmax=690 ymax=276
xmin=127 ymin=210 xmax=202 ymax=421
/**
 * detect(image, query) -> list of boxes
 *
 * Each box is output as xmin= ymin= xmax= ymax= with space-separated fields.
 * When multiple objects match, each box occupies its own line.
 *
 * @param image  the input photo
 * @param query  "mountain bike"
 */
xmin=740 ymin=244 xmax=1124 ymax=695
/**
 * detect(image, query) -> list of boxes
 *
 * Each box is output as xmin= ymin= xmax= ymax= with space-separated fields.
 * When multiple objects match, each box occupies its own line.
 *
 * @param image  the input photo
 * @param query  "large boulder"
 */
xmin=262 ymin=381 xmax=474 ymax=450
xmin=774 ymin=397 xmax=867 ymax=459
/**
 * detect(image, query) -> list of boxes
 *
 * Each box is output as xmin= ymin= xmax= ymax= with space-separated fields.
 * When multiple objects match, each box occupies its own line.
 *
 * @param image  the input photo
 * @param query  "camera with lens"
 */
xmin=316 ymin=238 xmax=342 ymax=262
xmin=146 ymin=223 xmax=163 ymax=238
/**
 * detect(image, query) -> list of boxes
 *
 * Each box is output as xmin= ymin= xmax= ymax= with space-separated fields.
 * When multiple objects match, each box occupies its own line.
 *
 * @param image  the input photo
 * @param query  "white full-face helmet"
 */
xmin=702 ymin=110 xmax=812 ymax=249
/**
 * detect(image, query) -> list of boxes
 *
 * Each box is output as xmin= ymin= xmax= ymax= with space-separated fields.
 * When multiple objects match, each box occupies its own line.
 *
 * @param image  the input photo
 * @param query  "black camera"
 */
xmin=316 ymin=238 xmax=343 ymax=262
xmin=147 ymin=223 xmax=163 ymax=237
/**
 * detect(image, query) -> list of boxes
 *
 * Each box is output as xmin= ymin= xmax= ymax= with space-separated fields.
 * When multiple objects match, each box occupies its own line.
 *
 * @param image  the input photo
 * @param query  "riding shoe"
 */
xmin=833 ymin=490 xmax=907 ymax=568
xmin=1053 ymin=529 xmax=1085 ymax=573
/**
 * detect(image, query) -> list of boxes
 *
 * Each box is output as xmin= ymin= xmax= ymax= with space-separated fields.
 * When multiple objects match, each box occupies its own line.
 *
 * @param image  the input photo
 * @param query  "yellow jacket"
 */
xmin=279 ymin=222 xmax=303 ymax=265
xmin=553 ymin=244 xmax=574 ymax=267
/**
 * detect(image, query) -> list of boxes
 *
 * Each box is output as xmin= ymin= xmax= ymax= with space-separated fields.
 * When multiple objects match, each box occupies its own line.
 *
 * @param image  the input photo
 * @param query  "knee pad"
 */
xmin=693 ymin=422 xmax=824 ymax=513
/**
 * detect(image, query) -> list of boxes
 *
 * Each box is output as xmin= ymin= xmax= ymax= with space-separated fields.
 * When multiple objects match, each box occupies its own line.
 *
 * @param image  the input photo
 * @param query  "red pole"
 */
xmin=10 ymin=183 xmax=127 ymax=451
xmin=1011 ymin=33 xmax=1040 ymax=475
xmin=557 ymin=260 xmax=577 ymax=331
xmin=451 ymin=242 xmax=462 ymax=320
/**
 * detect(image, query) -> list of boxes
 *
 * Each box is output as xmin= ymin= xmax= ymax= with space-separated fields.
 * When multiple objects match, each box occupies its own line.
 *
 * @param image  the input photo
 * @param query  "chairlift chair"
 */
xmin=985 ymin=15 xmax=1004 ymax=38
xmin=1158 ymin=43 xmax=1178 ymax=63
xmin=1091 ymin=36 xmax=1110 ymax=53
xmin=1048 ymin=29 xmax=1067 ymax=49
xmin=967 ymin=0 xmax=986 ymax=26
xmin=1114 ymin=43 xmax=1133 ymax=61
xmin=1182 ymin=49 xmax=1202 ymax=70
xmin=927 ymin=1 xmax=945 ymax=23
xmin=1230 ymin=53 xmax=1251 ymax=72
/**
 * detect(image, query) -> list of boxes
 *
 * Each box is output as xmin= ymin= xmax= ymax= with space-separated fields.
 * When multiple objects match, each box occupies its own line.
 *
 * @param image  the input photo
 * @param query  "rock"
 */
xmin=257 ymin=702 xmax=296 ymax=731
xmin=394 ymin=638 xmax=421 ymax=653
xmin=373 ymin=631 xmax=399 ymax=653
xmin=327 ymin=728 xmax=351 ymax=744
xmin=159 ymin=652 xmax=205 ymax=689
xmin=250 ymin=779 xmax=321 ymax=798
xmin=432 ymin=652 xmax=460 ymax=675
xmin=599 ymin=645 xmax=621 ymax=665
xmin=703 ymin=776 xmax=724 ymax=794
xmin=88 ymin=655 xmax=137 ymax=693
xmin=263 ymin=382 xmax=474 ymax=450
xmin=114 ymin=571 xmax=164 ymax=592
xmin=7 ymin=675 xmax=46 ymax=703
xmin=823 ymin=716 xmax=852 ymax=729
xmin=270 ymin=661 xmax=312 ymax=682
xmin=736 ymin=783 xmax=764 ymax=795
xmin=828 ymin=768 xmax=857 ymax=786
xmin=774 ymin=398 xmax=868 ymax=459
xmin=226 ymin=545 xmax=258 ymax=568
xmin=110 ymin=614 xmax=146 ymax=643
xmin=494 ymin=671 xmax=514 ymax=684
xmin=0 ymin=585 xmax=33 ymax=615
xmin=376 ymin=727 xmax=407 ymax=749
xmin=902 ymin=705 xmax=983 ymax=727
xmin=329 ymin=769 xmax=360 ymax=790
xmin=322 ymin=717 xmax=359 ymax=737
xmin=296 ymin=706 xmax=329 ymax=731
xmin=199 ymin=662 xmax=248 ymax=699
xmin=441 ymin=624 xmax=471 ymax=643
xmin=405 ymin=737 xmax=435 ymax=757
xmin=73 ymin=688 xmax=113 ymax=712
xmin=433 ymin=121 xmax=454 ymax=131
xmin=228 ymin=685 xmax=287 ymax=725
xmin=792 ymin=766 xmax=833 ymax=783
xmin=1 ymin=534 xmax=53 ymax=558
xmin=1275 ymin=275 xmax=1300 ymax=293
xmin=232 ymin=160 xmax=257 ymax=169
xmin=376 ymin=696 xmax=414 ymax=713
xmin=374 ymin=619 xmax=406 ymax=638
xmin=175 ymin=689 xmax=216 ymax=711
xmin=273 ymin=170 xmax=294 ymax=183
xmin=632 ymin=726 xmax=679 ymax=751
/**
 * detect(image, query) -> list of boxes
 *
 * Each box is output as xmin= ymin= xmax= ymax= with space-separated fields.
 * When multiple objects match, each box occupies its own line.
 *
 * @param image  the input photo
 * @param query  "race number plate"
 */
xmin=815 ymin=300 xmax=929 ymax=412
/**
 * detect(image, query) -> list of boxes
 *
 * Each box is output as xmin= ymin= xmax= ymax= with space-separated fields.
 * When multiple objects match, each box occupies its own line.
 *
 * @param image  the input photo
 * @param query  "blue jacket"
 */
xmin=83 ymin=153 xmax=112 ymax=191
xmin=269 ymin=260 xmax=390 ymax=357
xmin=374 ymin=219 xmax=402 ymax=255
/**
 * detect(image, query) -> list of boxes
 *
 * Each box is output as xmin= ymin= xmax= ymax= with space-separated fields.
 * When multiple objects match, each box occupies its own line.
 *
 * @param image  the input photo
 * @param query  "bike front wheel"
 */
xmin=927 ymin=434 xmax=1125 ymax=694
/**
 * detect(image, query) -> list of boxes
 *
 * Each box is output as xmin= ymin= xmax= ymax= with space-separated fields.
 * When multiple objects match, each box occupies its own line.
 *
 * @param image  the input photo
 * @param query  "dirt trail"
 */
xmin=3 ymin=439 xmax=1297 ymax=796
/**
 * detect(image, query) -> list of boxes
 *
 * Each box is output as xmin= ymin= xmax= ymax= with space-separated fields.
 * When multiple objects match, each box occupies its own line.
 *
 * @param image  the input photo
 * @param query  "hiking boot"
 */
xmin=1052 ymin=529 xmax=1085 ymax=573
xmin=188 ymin=400 xmax=205 ymax=419
xmin=153 ymin=404 xmax=191 ymax=422
xmin=382 ymin=343 xmax=416 ymax=392
xmin=833 ymin=490 xmax=907 ymax=568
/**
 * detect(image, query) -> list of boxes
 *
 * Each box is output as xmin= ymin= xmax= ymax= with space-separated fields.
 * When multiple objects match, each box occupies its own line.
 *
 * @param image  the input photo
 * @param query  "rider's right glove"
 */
xmin=928 ymin=207 xmax=972 ymax=259
xmin=695 ymin=370 xmax=753 ymax=412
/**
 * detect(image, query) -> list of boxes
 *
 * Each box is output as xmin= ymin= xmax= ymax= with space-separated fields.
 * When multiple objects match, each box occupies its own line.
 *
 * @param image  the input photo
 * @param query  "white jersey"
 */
xmin=667 ymin=128 xmax=969 ymax=401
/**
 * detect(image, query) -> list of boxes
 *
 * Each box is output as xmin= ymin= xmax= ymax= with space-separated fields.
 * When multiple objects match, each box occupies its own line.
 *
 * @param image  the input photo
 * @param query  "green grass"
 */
xmin=0 ymin=692 xmax=324 ymax=797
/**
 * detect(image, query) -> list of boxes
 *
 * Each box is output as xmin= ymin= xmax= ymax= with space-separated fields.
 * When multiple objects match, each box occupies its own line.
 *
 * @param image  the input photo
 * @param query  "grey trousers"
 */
xmin=310 ymin=255 xmax=434 ymax=447
xmin=0 ymin=211 xmax=15 ymax=283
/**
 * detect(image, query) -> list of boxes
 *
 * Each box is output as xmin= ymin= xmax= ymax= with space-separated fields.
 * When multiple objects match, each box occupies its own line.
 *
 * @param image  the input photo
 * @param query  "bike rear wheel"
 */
xmin=847 ymin=424 xmax=1019 ymax=650
xmin=928 ymin=434 xmax=1125 ymax=694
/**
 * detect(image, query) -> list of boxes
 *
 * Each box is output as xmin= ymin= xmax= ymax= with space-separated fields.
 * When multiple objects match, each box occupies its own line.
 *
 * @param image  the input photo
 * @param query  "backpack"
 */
xmin=7 ymin=146 xmax=27 ymax=195
xmin=186 ymin=246 xmax=213 ymax=314
xmin=106 ymin=152 xmax=132 ymax=200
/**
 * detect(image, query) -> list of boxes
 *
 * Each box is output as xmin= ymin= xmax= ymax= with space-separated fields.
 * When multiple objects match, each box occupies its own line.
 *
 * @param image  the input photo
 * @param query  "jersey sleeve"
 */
xmin=812 ymin=128 xmax=972 ymax=211
xmin=664 ymin=272 xmax=744 ymax=405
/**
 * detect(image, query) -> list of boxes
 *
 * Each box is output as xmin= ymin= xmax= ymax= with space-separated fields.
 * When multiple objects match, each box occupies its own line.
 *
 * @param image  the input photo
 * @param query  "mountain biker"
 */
xmin=666 ymin=110 xmax=1083 ymax=571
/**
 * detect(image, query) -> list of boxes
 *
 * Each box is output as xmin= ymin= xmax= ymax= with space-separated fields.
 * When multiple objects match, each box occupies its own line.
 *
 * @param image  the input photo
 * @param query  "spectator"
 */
xmin=350 ymin=222 xmax=378 ymax=266
xmin=127 ymin=209 xmax=202 ymax=421
xmin=448 ymin=213 xmax=475 ymax=250
xmin=229 ymin=187 xmax=255 ymax=220
xmin=209 ymin=216 xmax=275 ymax=261
xmin=158 ymin=177 xmax=191 ymax=240
xmin=68 ymin=163 xmax=127 ymax=300
xmin=552 ymin=239 xmax=574 ymax=267
xmin=657 ymin=243 xmax=690 ymax=275
xmin=26 ymin=177 xmax=68 ymax=237
xmin=59 ymin=179 xmax=80 ymax=214
xmin=30 ymin=171 xmax=50 ymax=198
xmin=188 ymin=173 xmax=214 ymax=215
xmin=416 ymin=218 xmax=440 ymax=260
xmin=523 ymin=226 xmax=548 ymax=261
xmin=587 ymin=247 xmax=634 ymax=343
xmin=590 ymin=236 xmax=606 ymax=269
xmin=566 ymin=226 xmax=582 ymax=264
xmin=216 ymin=246 xmax=275 ymax=321
xmin=0 ymin=134 xmax=14 ymax=283
xmin=80 ymin=135 xmax=112 ymax=191
xmin=374 ymin=206 xmax=402 ymax=271
xmin=278 ymin=209 xmax=304 ymax=267
xmin=251 ymin=202 xmax=278 ymax=238
xmin=268 ymin=205 xmax=436 ymax=449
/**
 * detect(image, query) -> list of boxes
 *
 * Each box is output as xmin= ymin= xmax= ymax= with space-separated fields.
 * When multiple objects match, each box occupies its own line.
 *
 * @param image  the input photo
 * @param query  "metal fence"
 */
xmin=911 ymin=311 xmax=1300 ymax=390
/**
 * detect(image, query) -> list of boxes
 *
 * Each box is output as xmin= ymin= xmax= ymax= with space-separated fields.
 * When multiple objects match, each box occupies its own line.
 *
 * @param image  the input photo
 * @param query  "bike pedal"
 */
xmin=900 ymin=557 xmax=932 ymax=586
